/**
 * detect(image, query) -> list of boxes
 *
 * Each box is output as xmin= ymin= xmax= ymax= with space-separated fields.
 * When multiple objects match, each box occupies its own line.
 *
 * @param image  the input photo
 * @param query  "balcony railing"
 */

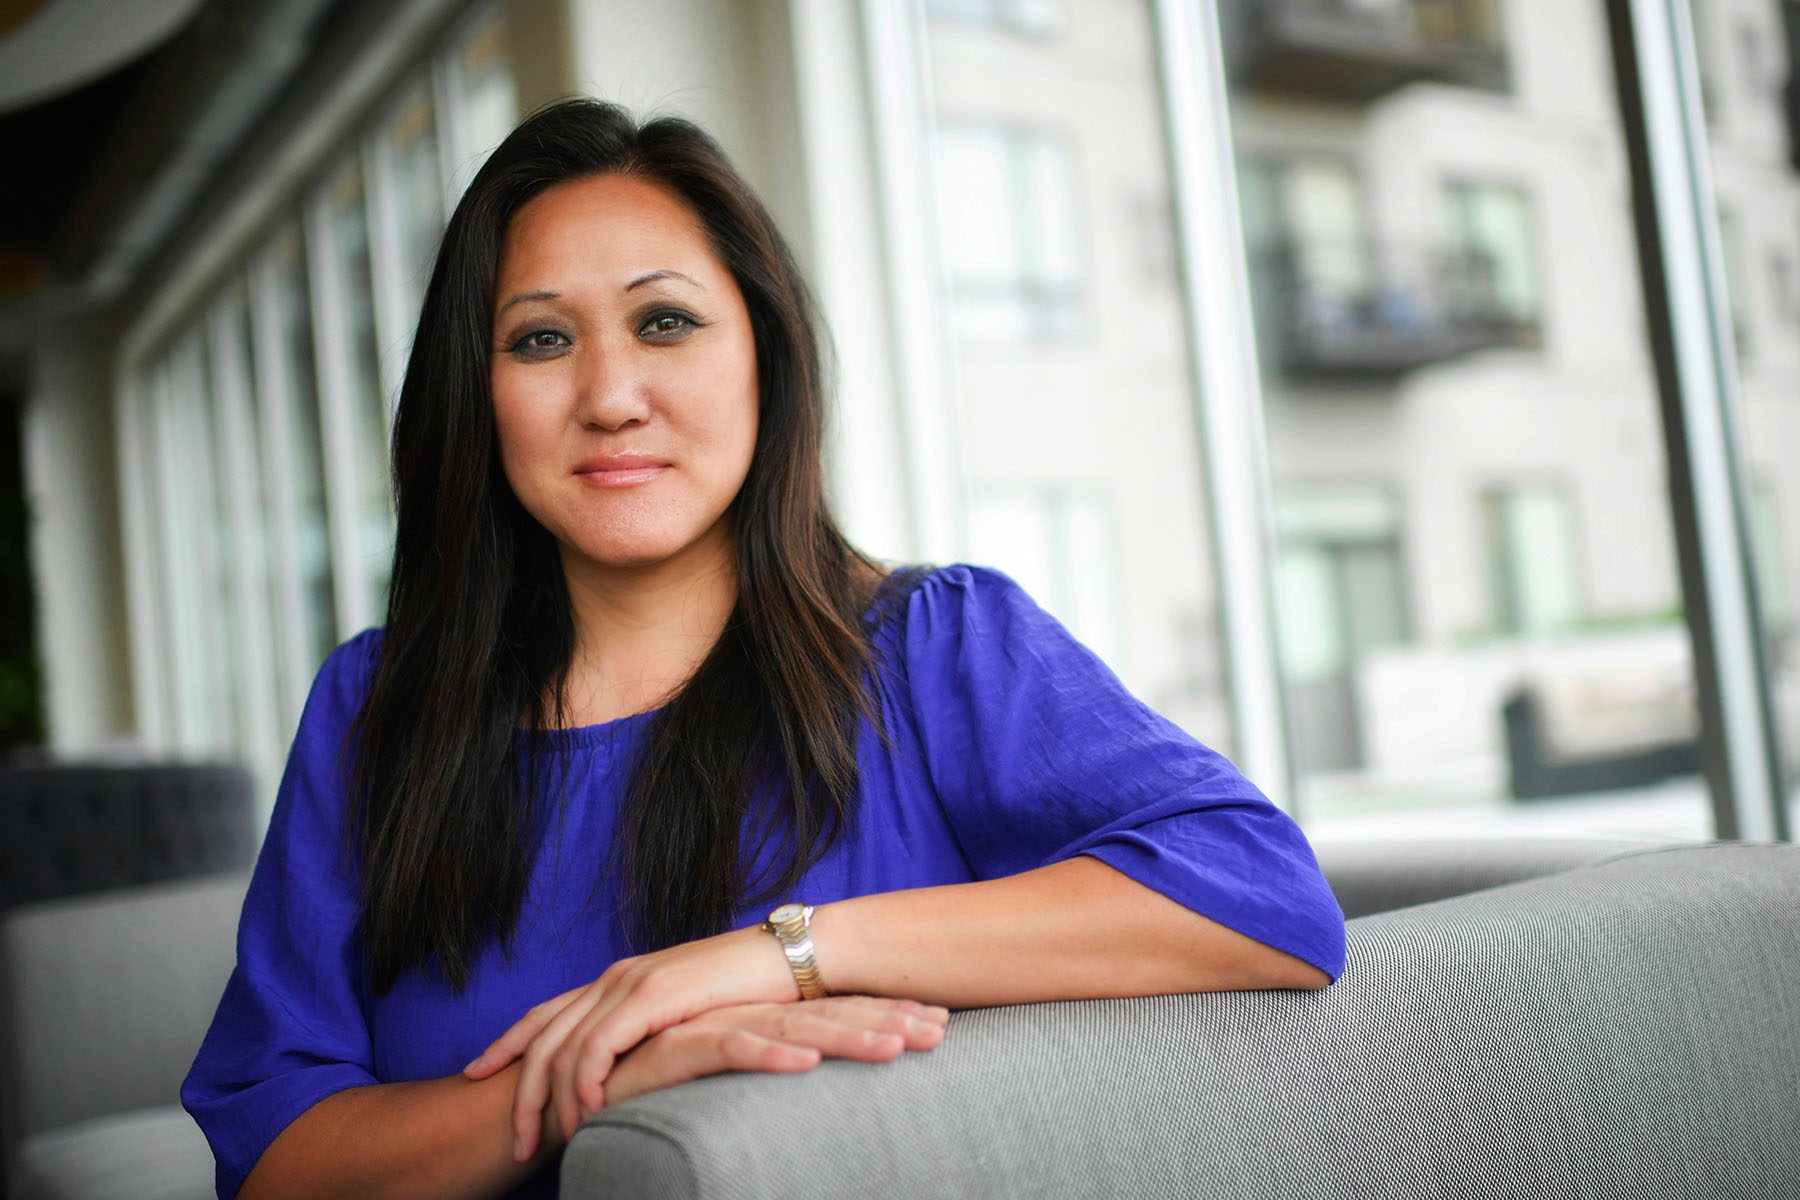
xmin=1248 ymin=237 xmax=1540 ymax=382
xmin=1221 ymin=0 xmax=1509 ymax=102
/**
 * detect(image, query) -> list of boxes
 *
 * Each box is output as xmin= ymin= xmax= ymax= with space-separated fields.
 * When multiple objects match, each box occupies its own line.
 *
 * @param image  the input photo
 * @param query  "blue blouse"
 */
xmin=182 ymin=563 xmax=1346 ymax=1199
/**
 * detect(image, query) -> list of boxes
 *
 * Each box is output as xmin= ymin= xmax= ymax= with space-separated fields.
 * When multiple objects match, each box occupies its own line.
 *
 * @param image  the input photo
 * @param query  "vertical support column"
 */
xmin=1151 ymin=0 xmax=1297 ymax=810
xmin=1606 ymin=0 xmax=1790 ymax=840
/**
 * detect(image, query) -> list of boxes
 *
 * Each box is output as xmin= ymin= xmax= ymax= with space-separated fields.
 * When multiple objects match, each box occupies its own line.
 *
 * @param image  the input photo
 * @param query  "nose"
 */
xmin=571 ymin=340 xmax=652 ymax=431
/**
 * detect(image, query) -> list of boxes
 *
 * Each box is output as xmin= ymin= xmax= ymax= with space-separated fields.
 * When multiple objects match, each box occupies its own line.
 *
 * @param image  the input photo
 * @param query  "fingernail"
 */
xmin=513 ymin=1135 xmax=524 ymax=1160
xmin=463 ymin=1058 xmax=480 ymax=1073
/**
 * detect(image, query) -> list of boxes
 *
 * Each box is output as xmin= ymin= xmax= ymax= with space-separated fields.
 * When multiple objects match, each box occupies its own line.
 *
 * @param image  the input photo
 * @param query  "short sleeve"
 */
xmin=899 ymin=565 xmax=1346 ymax=983
xmin=181 ymin=628 xmax=386 ymax=1199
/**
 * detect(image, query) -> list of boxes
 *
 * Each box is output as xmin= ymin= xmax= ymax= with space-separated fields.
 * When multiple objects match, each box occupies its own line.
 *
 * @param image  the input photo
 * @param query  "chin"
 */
xmin=561 ymin=523 xmax=724 ymax=572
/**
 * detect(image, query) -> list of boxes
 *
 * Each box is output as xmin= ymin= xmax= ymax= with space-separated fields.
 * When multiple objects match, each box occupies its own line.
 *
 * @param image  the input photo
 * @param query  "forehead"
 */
xmin=496 ymin=173 xmax=717 ymax=281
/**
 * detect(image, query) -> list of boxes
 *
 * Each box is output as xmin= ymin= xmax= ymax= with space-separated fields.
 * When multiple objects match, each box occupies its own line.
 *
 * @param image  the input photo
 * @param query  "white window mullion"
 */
xmin=206 ymin=300 xmax=283 ymax=790
xmin=168 ymin=336 xmax=235 ymax=755
xmin=303 ymin=189 xmax=375 ymax=639
xmin=1153 ymin=0 xmax=1297 ymax=810
xmin=248 ymin=250 xmax=313 ymax=738
xmin=148 ymin=358 xmax=205 ymax=756
xmin=114 ymin=372 xmax=168 ymax=751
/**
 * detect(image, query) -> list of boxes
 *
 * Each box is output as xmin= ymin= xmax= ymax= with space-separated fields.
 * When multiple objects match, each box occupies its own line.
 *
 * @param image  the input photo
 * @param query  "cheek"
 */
xmin=490 ymin=389 xmax=555 ymax=499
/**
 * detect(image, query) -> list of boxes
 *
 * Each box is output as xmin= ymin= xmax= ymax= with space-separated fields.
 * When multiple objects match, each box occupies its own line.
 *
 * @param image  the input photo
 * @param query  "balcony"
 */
xmin=1249 ymin=237 xmax=1541 ymax=382
xmin=1221 ymin=0 xmax=1509 ymax=103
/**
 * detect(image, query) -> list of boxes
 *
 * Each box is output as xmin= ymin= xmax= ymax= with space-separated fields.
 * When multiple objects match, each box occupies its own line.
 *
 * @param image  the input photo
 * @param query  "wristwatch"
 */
xmin=761 ymin=902 xmax=830 ymax=1000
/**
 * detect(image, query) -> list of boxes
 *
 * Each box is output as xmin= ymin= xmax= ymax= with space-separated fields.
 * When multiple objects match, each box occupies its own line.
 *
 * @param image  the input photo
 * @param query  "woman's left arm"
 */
xmin=807 ymin=852 xmax=1331 ymax=1007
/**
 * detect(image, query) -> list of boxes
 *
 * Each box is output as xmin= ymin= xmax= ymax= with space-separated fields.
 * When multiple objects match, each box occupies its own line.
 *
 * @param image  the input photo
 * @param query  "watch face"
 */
xmin=771 ymin=903 xmax=804 ymax=924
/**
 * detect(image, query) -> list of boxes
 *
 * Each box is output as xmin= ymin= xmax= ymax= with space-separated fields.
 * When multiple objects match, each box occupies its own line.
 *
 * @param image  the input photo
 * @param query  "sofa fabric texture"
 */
xmin=563 ymin=842 xmax=1799 ymax=1199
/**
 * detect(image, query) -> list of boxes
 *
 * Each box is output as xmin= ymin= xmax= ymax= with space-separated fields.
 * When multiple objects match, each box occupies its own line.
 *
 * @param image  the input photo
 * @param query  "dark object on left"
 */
xmin=0 ymin=763 xmax=256 ymax=910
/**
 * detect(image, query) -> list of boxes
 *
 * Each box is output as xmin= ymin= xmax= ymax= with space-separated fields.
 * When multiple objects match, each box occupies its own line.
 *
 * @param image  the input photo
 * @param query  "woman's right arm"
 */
xmin=239 ymin=1061 xmax=558 ymax=1200
xmin=240 ymin=997 xmax=948 ymax=1200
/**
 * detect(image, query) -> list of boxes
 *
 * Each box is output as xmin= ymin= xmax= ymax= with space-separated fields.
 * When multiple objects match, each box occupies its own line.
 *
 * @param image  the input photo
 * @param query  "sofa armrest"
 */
xmin=564 ymin=842 xmax=1799 ymax=1199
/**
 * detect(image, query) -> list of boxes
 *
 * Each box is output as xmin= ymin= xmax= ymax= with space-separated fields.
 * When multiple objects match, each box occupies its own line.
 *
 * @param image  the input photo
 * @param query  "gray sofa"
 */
xmin=567 ymin=839 xmax=1800 ymax=1199
xmin=5 ymin=837 xmax=1795 ymax=1199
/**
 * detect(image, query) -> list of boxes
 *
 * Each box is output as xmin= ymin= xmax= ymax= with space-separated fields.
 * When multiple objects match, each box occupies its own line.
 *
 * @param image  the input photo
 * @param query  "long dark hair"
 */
xmin=344 ymin=97 xmax=910 ymax=997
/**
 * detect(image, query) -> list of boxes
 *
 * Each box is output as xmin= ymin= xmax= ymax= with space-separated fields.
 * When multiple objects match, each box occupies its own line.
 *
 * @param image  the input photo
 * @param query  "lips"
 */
xmin=573 ymin=452 xmax=672 ymax=489
xmin=574 ymin=453 xmax=671 ymax=474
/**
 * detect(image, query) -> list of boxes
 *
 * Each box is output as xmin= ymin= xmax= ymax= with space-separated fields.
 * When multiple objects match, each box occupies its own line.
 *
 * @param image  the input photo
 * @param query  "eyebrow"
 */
xmin=495 ymin=270 xmax=706 ymax=317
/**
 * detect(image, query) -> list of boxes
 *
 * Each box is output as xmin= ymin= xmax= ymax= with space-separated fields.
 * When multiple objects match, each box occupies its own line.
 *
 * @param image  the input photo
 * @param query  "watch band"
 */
xmin=761 ymin=902 xmax=830 ymax=1000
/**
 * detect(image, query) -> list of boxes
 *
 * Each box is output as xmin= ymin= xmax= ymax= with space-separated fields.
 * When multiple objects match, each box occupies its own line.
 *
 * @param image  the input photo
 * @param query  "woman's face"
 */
xmin=489 ymin=173 xmax=759 ymax=574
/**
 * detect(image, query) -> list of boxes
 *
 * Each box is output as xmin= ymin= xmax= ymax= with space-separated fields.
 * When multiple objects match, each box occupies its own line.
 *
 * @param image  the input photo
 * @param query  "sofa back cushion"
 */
xmin=0 ymin=870 xmax=250 ymax=1143
xmin=0 ymin=764 xmax=255 ymax=909
xmin=1313 ymin=834 xmax=1674 ymax=918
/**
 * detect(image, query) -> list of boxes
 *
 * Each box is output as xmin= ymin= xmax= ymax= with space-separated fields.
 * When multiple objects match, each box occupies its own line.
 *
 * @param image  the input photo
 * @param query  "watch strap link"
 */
xmin=762 ymin=903 xmax=830 ymax=1000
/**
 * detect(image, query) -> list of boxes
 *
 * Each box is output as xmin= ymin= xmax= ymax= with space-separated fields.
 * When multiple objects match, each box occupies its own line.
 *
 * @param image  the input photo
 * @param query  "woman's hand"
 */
xmin=462 ymin=923 xmax=930 ymax=1161
xmin=604 ymin=995 xmax=949 ymax=1106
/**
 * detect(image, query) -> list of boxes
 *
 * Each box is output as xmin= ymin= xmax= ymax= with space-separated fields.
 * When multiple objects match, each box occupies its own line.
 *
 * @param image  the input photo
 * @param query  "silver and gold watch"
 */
xmin=761 ymin=902 xmax=830 ymax=1000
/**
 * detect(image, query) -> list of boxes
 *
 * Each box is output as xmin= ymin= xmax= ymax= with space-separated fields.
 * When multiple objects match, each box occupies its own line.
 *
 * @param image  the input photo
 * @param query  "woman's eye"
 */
xmin=640 ymin=310 xmax=698 ymax=339
xmin=510 ymin=329 xmax=570 ymax=357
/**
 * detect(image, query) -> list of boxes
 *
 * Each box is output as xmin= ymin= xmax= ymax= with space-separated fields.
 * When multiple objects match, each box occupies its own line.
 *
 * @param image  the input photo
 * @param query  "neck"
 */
xmin=552 ymin=516 xmax=739 ymax=726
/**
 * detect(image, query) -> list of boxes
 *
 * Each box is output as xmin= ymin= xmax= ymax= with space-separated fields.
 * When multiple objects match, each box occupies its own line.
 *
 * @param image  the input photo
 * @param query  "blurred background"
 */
xmin=0 ymin=0 xmax=1795 ymax=853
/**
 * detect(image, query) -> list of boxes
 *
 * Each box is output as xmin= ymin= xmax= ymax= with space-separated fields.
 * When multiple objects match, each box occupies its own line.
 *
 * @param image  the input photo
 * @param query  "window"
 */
xmin=124 ymin=7 xmax=515 ymax=785
xmin=933 ymin=121 xmax=1084 ymax=345
xmin=1441 ymin=178 xmax=1542 ymax=335
xmin=313 ymin=160 xmax=395 ymax=625
xmin=257 ymin=228 xmax=338 ymax=690
xmin=1273 ymin=485 xmax=1412 ymax=774
xmin=1482 ymin=483 xmax=1584 ymax=636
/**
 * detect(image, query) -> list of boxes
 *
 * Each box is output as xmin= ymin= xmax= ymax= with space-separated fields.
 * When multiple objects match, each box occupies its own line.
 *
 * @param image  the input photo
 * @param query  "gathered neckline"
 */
xmin=516 ymin=704 xmax=663 ymax=750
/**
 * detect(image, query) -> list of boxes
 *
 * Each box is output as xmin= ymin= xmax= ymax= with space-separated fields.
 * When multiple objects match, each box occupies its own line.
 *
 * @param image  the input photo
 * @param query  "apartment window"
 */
xmin=1282 ymin=158 xmax=1376 ymax=302
xmin=925 ymin=0 xmax=1063 ymax=38
xmin=1272 ymin=485 xmax=1411 ymax=774
xmin=933 ymin=121 xmax=1084 ymax=345
xmin=1442 ymin=178 xmax=1542 ymax=334
xmin=1482 ymin=484 xmax=1583 ymax=636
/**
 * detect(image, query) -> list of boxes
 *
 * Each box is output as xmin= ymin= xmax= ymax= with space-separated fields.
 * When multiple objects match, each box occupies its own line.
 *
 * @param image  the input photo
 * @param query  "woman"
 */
xmin=182 ymin=97 xmax=1346 ymax=1200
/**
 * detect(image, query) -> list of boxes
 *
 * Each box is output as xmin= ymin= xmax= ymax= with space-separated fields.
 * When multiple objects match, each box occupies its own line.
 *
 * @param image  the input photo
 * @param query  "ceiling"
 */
xmin=0 ymin=0 xmax=357 ymax=365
